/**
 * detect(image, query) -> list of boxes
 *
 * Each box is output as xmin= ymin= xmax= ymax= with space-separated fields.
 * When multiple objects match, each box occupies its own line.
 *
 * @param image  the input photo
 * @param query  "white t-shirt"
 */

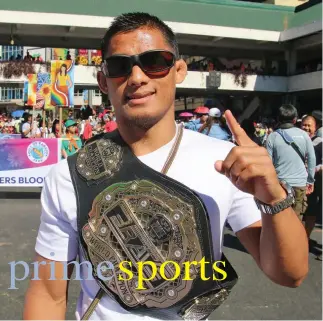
xmin=35 ymin=125 xmax=261 ymax=321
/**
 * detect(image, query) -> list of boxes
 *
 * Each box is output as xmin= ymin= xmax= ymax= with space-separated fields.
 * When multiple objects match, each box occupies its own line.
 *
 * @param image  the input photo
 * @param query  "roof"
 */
xmin=0 ymin=0 xmax=321 ymax=32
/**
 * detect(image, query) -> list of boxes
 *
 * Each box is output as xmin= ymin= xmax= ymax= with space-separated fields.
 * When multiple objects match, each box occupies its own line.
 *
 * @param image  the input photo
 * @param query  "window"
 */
xmin=1 ymin=46 xmax=24 ymax=60
xmin=0 ymin=88 xmax=23 ymax=101
xmin=74 ymin=89 xmax=84 ymax=96
xmin=94 ymin=90 xmax=102 ymax=96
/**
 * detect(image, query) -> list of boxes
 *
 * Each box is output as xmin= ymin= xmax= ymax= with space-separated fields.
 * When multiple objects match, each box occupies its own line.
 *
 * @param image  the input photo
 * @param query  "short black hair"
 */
xmin=277 ymin=104 xmax=298 ymax=124
xmin=101 ymin=12 xmax=179 ymax=59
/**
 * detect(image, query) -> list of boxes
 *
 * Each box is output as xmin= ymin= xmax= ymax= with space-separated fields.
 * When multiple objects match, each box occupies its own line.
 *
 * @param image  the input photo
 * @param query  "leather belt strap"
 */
xmin=81 ymin=124 xmax=184 ymax=320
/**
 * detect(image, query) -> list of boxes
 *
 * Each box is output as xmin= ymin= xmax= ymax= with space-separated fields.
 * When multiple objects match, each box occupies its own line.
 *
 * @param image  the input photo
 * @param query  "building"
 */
xmin=0 ymin=0 xmax=321 ymax=120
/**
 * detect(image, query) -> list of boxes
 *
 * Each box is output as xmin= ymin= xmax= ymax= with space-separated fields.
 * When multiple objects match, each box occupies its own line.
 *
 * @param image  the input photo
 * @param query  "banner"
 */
xmin=91 ymin=50 xmax=102 ymax=65
xmin=76 ymin=49 xmax=88 ymax=65
xmin=23 ymin=81 xmax=28 ymax=103
xmin=0 ymin=138 xmax=61 ymax=187
xmin=27 ymin=74 xmax=37 ymax=106
xmin=50 ymin=60 xmax=74 ymax=107
xmin=53 ymin=48 xmax=68 ymax=60
xmin=83 ymin=90 xmax=89 ymax=105
xmin=36 ymin=73 xmax=51 ymax=109
xmin=0 ymin=134 xmax=21 ymax=140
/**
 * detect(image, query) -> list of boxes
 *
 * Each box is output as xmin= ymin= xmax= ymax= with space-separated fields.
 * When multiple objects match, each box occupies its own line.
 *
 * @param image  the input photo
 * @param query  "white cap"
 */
xmin=209 ymin=108 xmax=221 ymax=118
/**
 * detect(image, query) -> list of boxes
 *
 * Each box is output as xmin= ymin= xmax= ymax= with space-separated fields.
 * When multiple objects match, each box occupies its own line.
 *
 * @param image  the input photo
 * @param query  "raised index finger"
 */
xmin=224 ymin=110 xmax=258 ymax=147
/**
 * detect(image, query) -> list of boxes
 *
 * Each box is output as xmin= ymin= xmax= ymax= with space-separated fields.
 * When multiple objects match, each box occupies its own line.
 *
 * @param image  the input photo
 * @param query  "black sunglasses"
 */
xmin=101 ymin=50 xmax=176 ymax=78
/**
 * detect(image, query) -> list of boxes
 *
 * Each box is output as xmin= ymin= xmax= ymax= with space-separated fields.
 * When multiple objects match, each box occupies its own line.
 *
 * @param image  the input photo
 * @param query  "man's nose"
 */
xmin=127 ymin=65 xmax=149 ymax=87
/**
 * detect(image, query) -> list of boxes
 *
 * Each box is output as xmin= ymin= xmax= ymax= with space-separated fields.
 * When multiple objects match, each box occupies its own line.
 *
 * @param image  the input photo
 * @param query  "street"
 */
xmin=0 ymin=194 xmax=322 ymax=320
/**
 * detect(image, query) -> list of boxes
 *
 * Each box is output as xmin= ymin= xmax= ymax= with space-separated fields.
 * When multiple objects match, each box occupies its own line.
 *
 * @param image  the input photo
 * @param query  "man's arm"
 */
xmin=23 ymin=254 xmax=74 ymax=320
xmin=216 ymin=111 xmax=308 ymax=288
xmin=236 ymin=208 xmax=308 ymax=287
xmin=265 ymin=133 xmax=274 ymax=162
xmin=22 ymin=123 xmax=32 ymax=137
xmin=24 ymin=163 xmax=79 ymax=319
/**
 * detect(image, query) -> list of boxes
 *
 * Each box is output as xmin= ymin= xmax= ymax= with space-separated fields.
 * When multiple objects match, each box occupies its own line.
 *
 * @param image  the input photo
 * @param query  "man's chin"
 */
xmin=121 ymin=109 xmax=162 ymax=130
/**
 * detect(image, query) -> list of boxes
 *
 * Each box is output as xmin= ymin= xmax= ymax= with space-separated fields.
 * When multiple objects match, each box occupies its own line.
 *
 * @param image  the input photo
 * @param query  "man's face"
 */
xmin=302 ymin=117 xmax=316 ymax=136
xmin=98 ymin=27 xmax=187 ymax=129
xmin=68 ymin=125 xmax=76 ymax=134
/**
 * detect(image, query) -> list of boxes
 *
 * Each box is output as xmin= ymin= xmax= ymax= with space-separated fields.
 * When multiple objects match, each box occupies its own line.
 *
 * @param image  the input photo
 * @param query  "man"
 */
xmin=24 ymin=13 xmax=308 ymax=321
xmin=301 ymin=115 xmax=317 ymax=139
xmin=266 ymin=104 xmax=316 ymax=221
xmin=21 ymin=113 xmax=41 ymax=138
xmin=61 ymin=119 xmax=82 ymax=159
xmin=302 ymin=112 xmax=322 ymax=259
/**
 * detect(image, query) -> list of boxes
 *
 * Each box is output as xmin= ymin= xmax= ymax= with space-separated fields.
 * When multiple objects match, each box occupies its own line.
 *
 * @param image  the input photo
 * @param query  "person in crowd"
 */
xmin=61 ymin=119 xmax=82 ymax=159
xmin=104 ymin=113 xmax=118 ymax=132
xmin=198 ymin=107 xmax=231 ymax=141
xmin=21 ymin=113 xmax=40 ymax=138
xmin=302 ymin=115 xmax=317 ymax=139
xmin=312 ymin=110 xmax=322 ymax=138
xmin=67 ymin=109 xmax=74 ymax=120
xmin=255 ymin=123 xmax=267 ymax=146
xmin=48 ymin=119 xmax=61 ymax=138
xmin=82 ymin=118 xmax=93 ymax=142
xmin=24 ymin=12 xmax=308 ymax=321
xmin=241 ymin=119 xmax=263 ymax=146
xmin=266 ymin=104 xmax=316 ymax=221
xmin=185 ymin=106 xmax=209 ymax=131
xmin=66 ymin=50 xmax=72 ymax=60
xmin=302 ymin=113 xmax=322 ymax=260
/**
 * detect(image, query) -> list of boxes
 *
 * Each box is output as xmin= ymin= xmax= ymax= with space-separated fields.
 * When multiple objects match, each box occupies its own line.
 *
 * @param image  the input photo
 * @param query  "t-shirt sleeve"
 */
xmin=227 ymin=188 xmax=261 ymax=233
xmin=35 ymin=165 xmax=78 ymax=262
xmin=22 ymin=123 xmax=29 ymax=132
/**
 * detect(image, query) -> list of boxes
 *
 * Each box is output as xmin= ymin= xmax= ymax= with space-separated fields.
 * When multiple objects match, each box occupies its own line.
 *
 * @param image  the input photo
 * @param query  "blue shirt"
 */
xmin=184 ymin=119 xmax=200 ymax=131
xmin=200 ymin=124 xmax=231 ymax=141
xmin=266 ymin=127 xmax=316 ymax=186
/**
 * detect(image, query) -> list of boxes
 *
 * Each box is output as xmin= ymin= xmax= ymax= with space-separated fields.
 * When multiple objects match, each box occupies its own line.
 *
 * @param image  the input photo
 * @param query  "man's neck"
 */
xmin=117 ymin=112 xmax=176 ymax=157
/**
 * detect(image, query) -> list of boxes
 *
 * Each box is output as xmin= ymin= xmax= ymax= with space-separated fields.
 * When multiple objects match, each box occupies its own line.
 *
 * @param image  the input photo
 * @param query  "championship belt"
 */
xmin=67 ymin=125 xmax=238 ymax=320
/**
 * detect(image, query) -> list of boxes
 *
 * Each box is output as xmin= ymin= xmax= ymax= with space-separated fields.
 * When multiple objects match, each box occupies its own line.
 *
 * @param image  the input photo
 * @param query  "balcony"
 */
xmin=288 ymin=71 xmax=322 ymax=92
xmin=0 ymin=62 xmax=321 ymax=94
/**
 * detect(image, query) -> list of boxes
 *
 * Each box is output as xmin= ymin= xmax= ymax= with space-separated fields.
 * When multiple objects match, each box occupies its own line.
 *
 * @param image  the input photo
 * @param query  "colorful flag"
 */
xmin=50 ymin=60 xmax=74 ymax=107
xmin=27 ymin=74 xmax=37 ymax=106
xmin=36 ymin=73 xmax=51 ymax=109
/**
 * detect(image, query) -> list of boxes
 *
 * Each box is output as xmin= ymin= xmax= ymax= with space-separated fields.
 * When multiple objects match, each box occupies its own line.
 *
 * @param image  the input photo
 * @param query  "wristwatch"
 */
xmin=254 ymin=180 xmax=295 ymax=215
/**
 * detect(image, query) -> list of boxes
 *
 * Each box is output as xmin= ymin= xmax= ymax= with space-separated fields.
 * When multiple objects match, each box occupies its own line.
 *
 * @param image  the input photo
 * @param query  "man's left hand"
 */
xmin=215 ymin=110 xmax=286 ymax=205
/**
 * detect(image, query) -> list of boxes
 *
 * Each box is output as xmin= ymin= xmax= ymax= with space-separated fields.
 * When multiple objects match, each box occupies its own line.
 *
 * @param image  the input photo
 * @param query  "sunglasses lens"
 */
xmin=105 ymin=56 xmax=132 ymax=77
xmin=141 ymin=51 xmax=175 ymax=72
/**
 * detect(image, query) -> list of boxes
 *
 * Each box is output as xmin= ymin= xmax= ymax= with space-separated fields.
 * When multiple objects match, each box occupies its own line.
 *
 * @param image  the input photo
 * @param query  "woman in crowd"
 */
xmin=198 ymin=108 xmax=231 ymax=141
xmin=48 ymin=119 xmax=61 ymax=138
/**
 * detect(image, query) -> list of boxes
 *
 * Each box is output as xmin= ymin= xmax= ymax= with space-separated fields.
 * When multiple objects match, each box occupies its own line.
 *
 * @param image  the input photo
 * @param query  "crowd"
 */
xmin=0 ymin=106 xmax=117 ymax=159
xmin=180 ymin=105 xmax=322 ymax=260
xmin=186 ymin=57 xmax=279 ymax=75
xmin=1 ymin=102 xmax=322 ymax=259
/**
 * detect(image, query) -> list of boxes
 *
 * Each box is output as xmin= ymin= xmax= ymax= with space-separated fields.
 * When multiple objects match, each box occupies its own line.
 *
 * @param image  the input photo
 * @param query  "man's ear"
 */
xmin=97 ymin=71 xmax=109 ymax=94
xmin=175 ymin=59 xmax=188 ymax=84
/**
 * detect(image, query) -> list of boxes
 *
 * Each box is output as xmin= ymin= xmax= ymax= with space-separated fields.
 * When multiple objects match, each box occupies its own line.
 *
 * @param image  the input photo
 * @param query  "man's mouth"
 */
xmin=125 ymin=92 xmax=155 ymax=106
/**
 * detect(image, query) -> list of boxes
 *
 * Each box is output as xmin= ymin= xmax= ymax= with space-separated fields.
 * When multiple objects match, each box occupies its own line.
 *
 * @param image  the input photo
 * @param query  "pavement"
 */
xmin=0 ymin=193 xmax=322 ymax=320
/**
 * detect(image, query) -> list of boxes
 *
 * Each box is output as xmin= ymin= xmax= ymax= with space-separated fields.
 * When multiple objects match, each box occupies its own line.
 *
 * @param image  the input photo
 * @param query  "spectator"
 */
xmin=301 ymin=116 xmax=317 ymax=139
xmin=104 ymin=114 xmax=117 ymax=133
xmin=82 ymin=118 xmax=93 ymax=142
xmin=48 ymin=119 xmax=61 ymax=138
xmin=198 ymin=108 xmax=231 ymax=141
xmin=61 ymin=120 xmax=82 ymax=159
xmin=266 ymin=104 xmax=316 ymax=221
